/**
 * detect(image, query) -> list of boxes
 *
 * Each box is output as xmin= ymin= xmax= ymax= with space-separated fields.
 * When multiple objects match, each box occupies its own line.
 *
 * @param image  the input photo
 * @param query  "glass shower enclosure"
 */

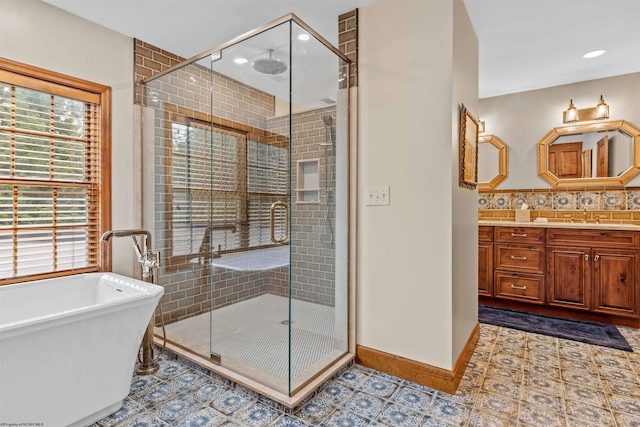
xmin=141 ymin=14 xmax=351 ymax=398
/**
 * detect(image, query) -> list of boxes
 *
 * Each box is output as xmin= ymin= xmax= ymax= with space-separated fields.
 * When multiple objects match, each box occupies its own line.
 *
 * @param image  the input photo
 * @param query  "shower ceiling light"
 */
xmin=234 ymin=57 xmax=248 ymax=64
xmin=298 ymin=34 xmax=310 ymax=41
xmin=582 ymin=49 xmax=607 ymax=59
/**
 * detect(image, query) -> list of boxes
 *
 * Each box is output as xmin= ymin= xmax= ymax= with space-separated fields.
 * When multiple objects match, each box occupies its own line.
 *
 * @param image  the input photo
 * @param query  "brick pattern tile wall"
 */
xmin=138 ymin=40 xmax=283 ymax=324
xmin=267 ymin=106 xmax=337 ymax=307
xmin=338 ymin=10 xmax=358 ymax=88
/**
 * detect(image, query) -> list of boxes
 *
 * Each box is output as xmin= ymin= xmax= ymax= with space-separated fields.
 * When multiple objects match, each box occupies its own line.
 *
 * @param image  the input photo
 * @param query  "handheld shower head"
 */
xmin=322 ymin=115 xmax=336 ymax=146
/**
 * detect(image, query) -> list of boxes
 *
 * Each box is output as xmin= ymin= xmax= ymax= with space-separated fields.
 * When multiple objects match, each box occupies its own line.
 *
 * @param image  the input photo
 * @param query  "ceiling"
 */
xmin=464 ymin=0 xmax=640 ymax=98
xmin=41 ymin=0 xmax=640 ymax=99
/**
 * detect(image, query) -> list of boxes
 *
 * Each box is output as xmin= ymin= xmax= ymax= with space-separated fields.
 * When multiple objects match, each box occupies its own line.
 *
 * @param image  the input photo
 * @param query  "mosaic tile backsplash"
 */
xmin=479 ymin=187 xmax=640 ymax=224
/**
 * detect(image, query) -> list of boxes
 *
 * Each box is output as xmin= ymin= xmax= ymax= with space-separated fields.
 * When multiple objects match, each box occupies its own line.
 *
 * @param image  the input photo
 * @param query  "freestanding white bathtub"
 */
xmin=0 ymin=272 xmax=164 ymax=427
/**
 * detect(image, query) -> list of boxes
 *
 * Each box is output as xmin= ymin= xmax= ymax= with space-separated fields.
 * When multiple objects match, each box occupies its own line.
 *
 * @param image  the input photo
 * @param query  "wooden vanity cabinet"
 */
xmin=478 ymin=226 xmax=493 ymax=297
xmin=479 ymin=225 xmax=640 ymax=325
xmin=547 ymin=229 xmax=640 ymax=318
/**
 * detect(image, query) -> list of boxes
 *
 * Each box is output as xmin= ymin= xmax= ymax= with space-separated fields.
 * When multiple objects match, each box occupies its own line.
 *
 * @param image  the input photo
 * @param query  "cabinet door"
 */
xmin=548 ymin=141 xmax=582 ymax=178
xmin=479 ymin=243 xmax=493 ymax=297
xmin=592 ymin=250 xmax=639 ymax=317
xmin=547 ymin=246 xmax=591 ymax=311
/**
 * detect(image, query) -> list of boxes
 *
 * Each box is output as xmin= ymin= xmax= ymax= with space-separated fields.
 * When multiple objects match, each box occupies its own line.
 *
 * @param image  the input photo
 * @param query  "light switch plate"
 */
xmin=366 ymin=186 xmax=390 ymax=206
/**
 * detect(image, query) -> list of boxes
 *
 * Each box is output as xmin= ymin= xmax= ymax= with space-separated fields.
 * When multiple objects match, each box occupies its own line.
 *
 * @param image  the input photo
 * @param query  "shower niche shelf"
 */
xmin=296 ymin=159 xmax=320 ymax=203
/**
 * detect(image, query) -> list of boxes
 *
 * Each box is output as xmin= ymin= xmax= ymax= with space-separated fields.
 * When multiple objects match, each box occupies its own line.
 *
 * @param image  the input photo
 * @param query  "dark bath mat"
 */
xmin=479 ymin=305 xmax=632 ymax=352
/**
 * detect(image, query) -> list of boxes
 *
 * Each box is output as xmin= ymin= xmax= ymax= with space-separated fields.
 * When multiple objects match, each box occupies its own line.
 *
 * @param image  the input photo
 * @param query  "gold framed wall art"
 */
xmin=459 ymin=104 xmax=479 ymax=189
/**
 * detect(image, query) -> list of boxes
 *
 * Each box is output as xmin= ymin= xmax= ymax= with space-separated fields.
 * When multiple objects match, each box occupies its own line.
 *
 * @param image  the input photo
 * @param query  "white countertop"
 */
xmin=478 ymin=220 xmax=640 ymax=231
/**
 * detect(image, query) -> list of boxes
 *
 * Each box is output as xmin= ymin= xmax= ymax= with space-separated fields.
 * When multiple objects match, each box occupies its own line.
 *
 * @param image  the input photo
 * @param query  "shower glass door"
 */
xmin=288 ymin=21 xmax=349 ymax=394
xmin=206 ymin=22 xmax=294 ymax=393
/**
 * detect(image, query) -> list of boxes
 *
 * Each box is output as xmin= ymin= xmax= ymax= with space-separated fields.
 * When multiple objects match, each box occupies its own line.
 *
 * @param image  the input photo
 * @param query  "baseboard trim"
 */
xmin=355 ymin=322 xmax=480 ymax=394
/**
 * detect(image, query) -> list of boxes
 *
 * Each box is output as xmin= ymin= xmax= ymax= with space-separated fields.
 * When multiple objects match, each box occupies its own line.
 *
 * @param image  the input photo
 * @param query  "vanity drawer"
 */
xmin=494 ymin=244 xmax=545 ymax=274
xmin=494 ymin=227 xmax=546 ymax=245
xmin=547 ymin=228 xmax=640 ymax=250
xmin=494 ymin=271 xmax=545 ymax=304
xmin=479 ymin=226 xmax=494 ymax=243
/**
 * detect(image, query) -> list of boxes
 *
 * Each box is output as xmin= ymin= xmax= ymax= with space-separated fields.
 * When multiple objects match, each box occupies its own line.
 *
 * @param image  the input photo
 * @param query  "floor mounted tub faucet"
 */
xmin=100 ymin=229 xmax=161 ymax=375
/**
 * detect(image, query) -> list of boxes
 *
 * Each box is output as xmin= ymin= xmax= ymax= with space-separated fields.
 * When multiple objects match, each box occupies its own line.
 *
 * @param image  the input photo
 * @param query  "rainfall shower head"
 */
xmin=252 ymin=49 xmax=287 ymax=75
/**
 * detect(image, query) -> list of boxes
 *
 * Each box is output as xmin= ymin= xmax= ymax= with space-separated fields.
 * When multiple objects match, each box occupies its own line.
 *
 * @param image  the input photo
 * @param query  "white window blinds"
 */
xmin=170 ymin=119 xmax=288 ymax=256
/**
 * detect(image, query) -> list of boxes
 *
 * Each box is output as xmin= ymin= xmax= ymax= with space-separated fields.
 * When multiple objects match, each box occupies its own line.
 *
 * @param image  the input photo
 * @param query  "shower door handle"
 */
xmin=270 ymin=201 xmax=288 ymax=244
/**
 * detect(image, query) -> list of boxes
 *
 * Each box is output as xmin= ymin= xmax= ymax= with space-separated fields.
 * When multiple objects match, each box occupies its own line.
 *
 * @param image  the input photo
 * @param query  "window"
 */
xmin=0 ymin=59 xmax=111 ymax=284
xmin=170 ymin=118 xmax=288 ymax=257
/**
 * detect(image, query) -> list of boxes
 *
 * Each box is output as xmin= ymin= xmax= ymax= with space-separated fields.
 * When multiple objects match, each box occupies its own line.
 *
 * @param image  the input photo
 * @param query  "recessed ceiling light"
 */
xmin=582 ymin=49 xmax=607 ymax=59
xmin=234 ymin=57 xmax=248 ymax=64
xmin=298 ymin=34 xmax=310 ymax=41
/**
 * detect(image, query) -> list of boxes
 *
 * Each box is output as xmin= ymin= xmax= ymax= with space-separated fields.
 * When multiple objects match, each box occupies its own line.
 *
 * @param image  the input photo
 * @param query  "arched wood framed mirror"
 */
xmin=538 ymin=120 xmax=640 ymax=187
xmin=478 ymin=134 xmax=508 ymax=190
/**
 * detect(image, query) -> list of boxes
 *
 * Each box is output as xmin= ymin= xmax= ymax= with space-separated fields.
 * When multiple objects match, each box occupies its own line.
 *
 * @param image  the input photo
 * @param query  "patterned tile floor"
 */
xmin=92 ymin=324 xmax=640 ymax=427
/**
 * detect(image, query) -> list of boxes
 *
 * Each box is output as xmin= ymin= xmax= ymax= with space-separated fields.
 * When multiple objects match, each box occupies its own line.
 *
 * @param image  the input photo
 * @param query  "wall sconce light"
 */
xmin=595 ymin=95 xmax=609 ymax=120
xmin=478 ymin=120 xmax=485 ymax=134
xmin=564 ymin=99 xmax=579 ymax=123
xmin=562 ymin=95 xmax=610 ymax=123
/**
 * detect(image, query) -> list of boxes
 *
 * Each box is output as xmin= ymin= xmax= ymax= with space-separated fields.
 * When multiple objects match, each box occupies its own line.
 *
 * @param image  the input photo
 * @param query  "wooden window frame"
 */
xmin=0 ymin=58 xmax=112 ymax=284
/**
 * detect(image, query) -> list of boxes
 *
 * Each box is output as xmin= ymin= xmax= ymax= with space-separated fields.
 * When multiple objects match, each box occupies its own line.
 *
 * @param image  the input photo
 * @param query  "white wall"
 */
xmin=0 ymin=0 xmax=136 ymax=275
xmin=451 ymin=0 xmax=478 ymax=367
xmin=479 ymin=73 xmax=640 ymax=189
xmin=358 ymin=0 xmax=477 ymax=371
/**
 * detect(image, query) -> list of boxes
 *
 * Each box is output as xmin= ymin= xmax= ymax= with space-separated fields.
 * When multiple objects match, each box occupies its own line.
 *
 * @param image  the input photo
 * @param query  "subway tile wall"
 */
xmin=137 ymin=40 xmax=340 ymax=324
xmin=137 ymin=40 xmax=282 ymax=324
xmin=338 ymin=10 xmax=358 ymax=88
xmin=267 ymin=106 xmax=338 ymax=307
xmin=479 ymin=187 xmax=640 ymax=224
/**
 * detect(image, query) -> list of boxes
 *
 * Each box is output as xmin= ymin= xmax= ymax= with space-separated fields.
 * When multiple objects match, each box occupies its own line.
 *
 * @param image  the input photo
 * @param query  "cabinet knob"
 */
xmin=594 ymin=255 xmax=600 ymax=262
xmin=585 ymin=254 xmax=589 ymax=261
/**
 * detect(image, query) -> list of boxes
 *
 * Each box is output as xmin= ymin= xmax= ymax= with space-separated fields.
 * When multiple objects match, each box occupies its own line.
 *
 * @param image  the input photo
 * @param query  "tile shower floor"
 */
xmin=163 ymin=294 xmax=339 ymax=380
xmin=92 ymin=323 xmax=640 ymax=427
